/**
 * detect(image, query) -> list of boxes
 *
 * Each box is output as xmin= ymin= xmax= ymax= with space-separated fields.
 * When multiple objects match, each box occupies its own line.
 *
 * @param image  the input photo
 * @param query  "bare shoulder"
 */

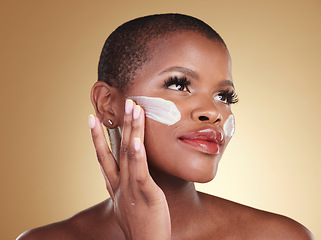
xmin=199 ymin=192 xmax=314 ymax=240
xmin=16 ymin=218 xmax=78 ymax=240
xmin=16 ymin=199 xmax=124 ymax=240
xmin=245 ymin=209 xmax=314 ymax=240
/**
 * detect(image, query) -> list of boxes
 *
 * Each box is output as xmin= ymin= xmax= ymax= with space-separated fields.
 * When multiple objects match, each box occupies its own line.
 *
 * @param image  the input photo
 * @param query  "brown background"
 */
xmin=1 ymin=0 xmax=320 ymax=239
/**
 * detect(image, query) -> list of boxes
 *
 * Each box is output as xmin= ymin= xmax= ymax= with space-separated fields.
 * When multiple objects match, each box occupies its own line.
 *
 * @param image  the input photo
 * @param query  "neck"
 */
xmin=149 ymin=167 xmax=202 ymax=218
xmin=149 ymin=167 xmax=207 ymax=239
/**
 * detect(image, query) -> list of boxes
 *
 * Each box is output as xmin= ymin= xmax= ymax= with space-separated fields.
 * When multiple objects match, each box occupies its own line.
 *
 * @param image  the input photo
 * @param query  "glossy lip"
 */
xmin=177 ymin=128 xmax=224 ymax=155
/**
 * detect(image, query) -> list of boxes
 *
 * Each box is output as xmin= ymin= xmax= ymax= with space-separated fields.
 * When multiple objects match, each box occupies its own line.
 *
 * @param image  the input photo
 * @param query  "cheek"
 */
xmin=130 ymin=96 xmax=181 ymax=126
xmin=223 ymin=114 xmax=235 ymax=138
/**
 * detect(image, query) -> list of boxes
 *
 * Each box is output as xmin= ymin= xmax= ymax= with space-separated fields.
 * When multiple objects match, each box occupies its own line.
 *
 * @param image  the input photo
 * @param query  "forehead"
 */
xmin=135 ymin=31 xmax=231 ymax=81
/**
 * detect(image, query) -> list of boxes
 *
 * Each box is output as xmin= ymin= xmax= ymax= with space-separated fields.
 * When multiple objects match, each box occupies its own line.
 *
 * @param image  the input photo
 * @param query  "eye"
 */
xmin=214 ymin=90 xmax=239 ymax=104
xmin=164 ymin=76 xmax=191 ymax=93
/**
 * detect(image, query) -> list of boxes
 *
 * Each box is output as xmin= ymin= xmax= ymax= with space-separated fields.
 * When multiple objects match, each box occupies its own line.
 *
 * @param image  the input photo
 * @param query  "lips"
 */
xmin=178 ymin=128 xmax=223 ymax=155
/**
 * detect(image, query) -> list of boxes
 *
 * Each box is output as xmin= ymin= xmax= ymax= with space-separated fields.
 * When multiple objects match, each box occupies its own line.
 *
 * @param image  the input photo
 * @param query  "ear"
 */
xmin=90 ymin=81 xmax=124 ymax=128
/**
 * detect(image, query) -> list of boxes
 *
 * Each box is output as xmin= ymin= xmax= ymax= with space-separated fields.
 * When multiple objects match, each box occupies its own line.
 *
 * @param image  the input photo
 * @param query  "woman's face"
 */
xmin=123 ymin=31 xmax=235 ymax=183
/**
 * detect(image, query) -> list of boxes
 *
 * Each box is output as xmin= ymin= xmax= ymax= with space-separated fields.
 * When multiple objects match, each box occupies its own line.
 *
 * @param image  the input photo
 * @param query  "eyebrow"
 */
xmin=158 ymin=66 xmax=199 ymax=79
xmin=218 ymin=79 xmax=235 ymax=88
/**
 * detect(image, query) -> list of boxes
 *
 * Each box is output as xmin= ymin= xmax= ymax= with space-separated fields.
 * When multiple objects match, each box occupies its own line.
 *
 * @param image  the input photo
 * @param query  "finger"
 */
xmin=89 ymin=114 xmax=119 ymax=192
xmin=119 ymin=99 xmax=134 ymax=182
xmin=131 ymin=100 xmax=145 ymax=143
xmin=138 ymin=106 xmax=145 ymax=142
xmin=100 ymin=165 xmax=115 ymax=201
xmin=130 ymin=104 xmax=145 ymax=142
xmin=127 ymin=104 xmax=145 ymax=185
xmin=133 ymin=142 xmax=163 ymax=203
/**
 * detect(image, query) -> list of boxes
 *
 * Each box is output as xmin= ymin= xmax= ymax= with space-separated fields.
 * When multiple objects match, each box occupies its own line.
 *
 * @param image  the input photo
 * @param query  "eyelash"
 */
xmin=164 ymin=76 xmax=239 ymax=104
xmin=164 ymin=76 xmax=191 ymax=92
xmin=215 ymin=89 xmax=239 ymax=104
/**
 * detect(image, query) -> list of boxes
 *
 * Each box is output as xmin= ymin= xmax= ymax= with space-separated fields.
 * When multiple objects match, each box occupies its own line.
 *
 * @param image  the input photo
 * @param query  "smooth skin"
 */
xmin=17 ymin=32 xmax=314 ymax=240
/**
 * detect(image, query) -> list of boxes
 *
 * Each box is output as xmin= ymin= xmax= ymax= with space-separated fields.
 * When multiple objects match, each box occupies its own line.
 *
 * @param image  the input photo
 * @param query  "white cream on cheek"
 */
xmin=130 ymin=96 xmax=181 ymax=125
xmin=223 ymin=114 xmax=235 ymax=137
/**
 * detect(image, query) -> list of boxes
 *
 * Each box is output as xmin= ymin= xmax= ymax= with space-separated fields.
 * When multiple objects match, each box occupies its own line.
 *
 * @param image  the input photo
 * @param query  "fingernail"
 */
xmin=125 ymin=99 xmax=133 ymax=114
xmin=134 ymin=138 xmax=141 ymax=151
xmin=88 ymin=114 xmax=96 ymax=128
xmin=133 ymin=105 xmax=141 ymax=119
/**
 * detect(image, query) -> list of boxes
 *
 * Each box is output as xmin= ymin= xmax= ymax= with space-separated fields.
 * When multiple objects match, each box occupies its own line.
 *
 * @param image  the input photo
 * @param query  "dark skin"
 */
xmin=17 ymin=32 xmax=314 ymax=240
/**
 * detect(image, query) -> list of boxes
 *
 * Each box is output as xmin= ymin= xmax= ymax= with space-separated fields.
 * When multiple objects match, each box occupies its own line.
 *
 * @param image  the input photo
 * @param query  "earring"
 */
xmin=108 ymin=119 xmax=113 ymax=125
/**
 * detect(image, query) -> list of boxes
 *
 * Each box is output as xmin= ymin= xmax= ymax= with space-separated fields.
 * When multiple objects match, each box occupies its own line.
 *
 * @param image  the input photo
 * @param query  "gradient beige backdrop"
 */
xmin=1 ymin=0 xmax=320 ymax=239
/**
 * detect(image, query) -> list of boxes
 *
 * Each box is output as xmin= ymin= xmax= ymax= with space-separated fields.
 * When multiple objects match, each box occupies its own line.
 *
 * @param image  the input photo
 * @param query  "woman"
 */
xmin=18 ymin=13 xmax=313 ymax=240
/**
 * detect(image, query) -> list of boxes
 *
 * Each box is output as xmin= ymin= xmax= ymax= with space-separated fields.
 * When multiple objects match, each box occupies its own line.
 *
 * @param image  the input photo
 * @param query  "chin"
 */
xmin=181 ymin=165 xmax=218 ymax=183
xmin=195 ymin=174 xmax=216 ymax=183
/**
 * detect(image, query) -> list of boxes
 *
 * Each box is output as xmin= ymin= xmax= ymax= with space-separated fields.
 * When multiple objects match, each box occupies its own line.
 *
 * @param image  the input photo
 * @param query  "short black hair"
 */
xmin=98 ymin=13 xmax=226 ymax=93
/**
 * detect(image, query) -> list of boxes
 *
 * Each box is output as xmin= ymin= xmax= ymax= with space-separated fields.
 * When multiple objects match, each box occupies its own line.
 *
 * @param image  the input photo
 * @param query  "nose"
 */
xmin=190 ymin=99 xmax=222 ymax=124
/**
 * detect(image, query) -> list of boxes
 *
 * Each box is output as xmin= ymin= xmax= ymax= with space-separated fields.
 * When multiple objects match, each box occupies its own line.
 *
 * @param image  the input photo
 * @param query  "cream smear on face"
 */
xmin=223 ymin=114 xmax=235 ymax=137
xmin=130 ymin=96 xmax=181 ymax=126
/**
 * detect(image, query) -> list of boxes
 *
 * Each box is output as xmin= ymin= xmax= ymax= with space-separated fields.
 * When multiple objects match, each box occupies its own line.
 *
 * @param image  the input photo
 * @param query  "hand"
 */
xmin=89 ymin=99 xmax=171 ymax=240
